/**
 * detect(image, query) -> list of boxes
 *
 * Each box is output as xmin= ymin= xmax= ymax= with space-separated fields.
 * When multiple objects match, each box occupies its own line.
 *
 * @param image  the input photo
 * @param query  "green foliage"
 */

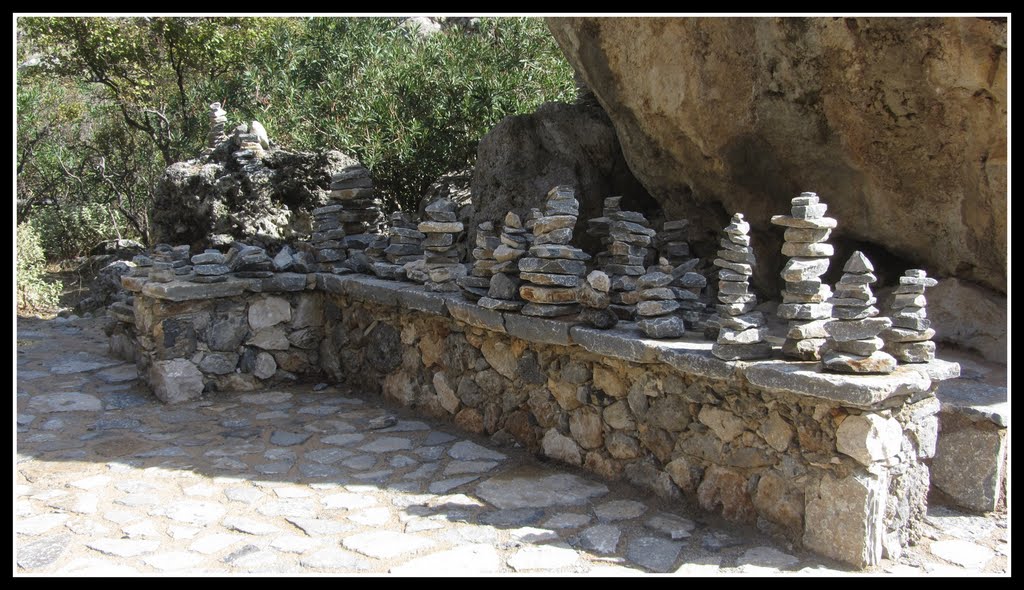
xmin=241 ymin=17 xmax=576 ymax=211
xmin=16 ymin=222 xmax=63 ymax=312
xmin=17 ymin=16 xmax=576 ymax=257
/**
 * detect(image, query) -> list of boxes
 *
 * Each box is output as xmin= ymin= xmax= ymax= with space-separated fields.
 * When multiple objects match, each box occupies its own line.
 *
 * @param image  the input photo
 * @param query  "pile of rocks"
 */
xmin=189 ymin=249 xmax=231 ymax=283
xmin=378 ymin=211 xmax=424 ymax=281
xmin=577 ymin=270 xmax=616 ymax=329
xmin=310 ymin=204 xmax=348 ymax=272
xmin=771 ymin=192 xmax=837 ymax=360
xmin=711 ymin=214 xmax=770 ymax=360
xmin=635 ymin=259 xmax=686 ymax=338
xmin=418 ymin=198 xmax=465 ymax=292
xmin=226 ymin=243 xmax=274 ymax=278
xmin=207 ymin=102 xmax=228 ymax=149
xmin=658 ymin=218 xmax=708 ymax=326
xmin=478 ymin=212 xmax=529 ymax=312
xmin=821 ymin=251 xmax=896 ymax=374
xmin=588 ymin=197 xmax=656 ymax=320
xmin=882 ymin=269 xmax=939 ymax=363
xmin=457 ymin=221 xmax=499 ymax=301
xmin=271 ymin=245 xmax=315 ymax=274
xmin=331 ymin=164 xmax=383 ymax=262
xmin=148 ymin=244 xmax=192 ymax=283
xmin=518 ymin=186 xmax=589 ymax=318
xmin=128 ymin=253 xmax=153 ymax=278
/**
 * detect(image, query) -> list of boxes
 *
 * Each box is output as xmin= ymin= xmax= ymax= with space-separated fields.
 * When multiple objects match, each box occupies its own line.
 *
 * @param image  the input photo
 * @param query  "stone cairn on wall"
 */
xmin=881 ymin=269 xmax=939 ymax=363
xmin=206 ymin=102 xmax=228 ymax=152
xmin=711 ymin=214 xmax=771 ymax=360
xmin=376 ymin=211 xmax=423 ymax=281
xmin=821 ymin=251 xmax=896 ymax=374
xmin=190 ymin=249 xmax=231 ymax=283
xmin=333 ymin=163 xmax=382 ymax=268
xmin=147 ymin=244 xmax=192 ymax=283
xmin=577 ymin=270 xmax=617 ymax=329
xmin=587 ymin=196 xmax=656 ymax=320
xmin=225 ymin=243 xmax=275 ymax=278
xmin=271 ymin=244 xmax=315 ymax=274
xmin=457 ymin=220 xmax=499 ymax=301
xmin=477 ymin=212 xmax=528 ymax=312
xmin=418 ymin=198 xmax=465 ymax=292
xmin=518 ymin=186 xmax=589 ymax=317
xmin=656 ymin=218 xmax=710 ymax=330
xmin=636 ymin=258 xmax=687 ymax=338
xmin=310 ymin=202 xmax=348 ymax=272
xmin=771 ymin=192 xmax=837 ymax=360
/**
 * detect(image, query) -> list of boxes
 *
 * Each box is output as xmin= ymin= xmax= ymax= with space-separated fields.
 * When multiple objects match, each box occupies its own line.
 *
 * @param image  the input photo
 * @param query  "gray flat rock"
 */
xmin=744 ymin=361 xmax=931 ymax=407
xmin=447 ymin=440 xmax=507 ymax=461
xmin=270 ymin=431 xmax=312 ymax=446
xmin=627 ymin=537 xmax=681 ymax=572
xmin=737 ymin=546 xmax=800 ymax=568
xmin=17 ymin=536 xmax=69 ymax=569
xmin=86 ymin=538 xmax=159 ymax=558
xmin=359 ymin=436 xmax=412 ymax=452
xmin=390 ymin=544 xmax=501 ymax=576
xmin=580 ymin=524 xmax=621 ymax=554
xmin=428 ymin=476 xmax=480 ymax=494
xmin=29 ymin=393 xmax=102 ymax=413
xmin=285 ymin=516 xmax=354 ymax=537
xmin=936 ymin=380 xmax=1008 ymax=426
xmin=300 ymin=547 xmax=372 ymax=571
xmin=930 ymin=539 xmax=994 ymax=569
xmin=342 ymin=531 xmax=434 ymax=559
xmin=507 ymin=543 xmax=580 ymax=571
xmin=644 ymin=513 xmax=696 ymax=539
xmin=480 ymin=507 xmax=545 ymax=526
xmin=476 ymin=473 xmax=608 ymax=509
xmin=595 ymin=499 xmax=647 ymax=522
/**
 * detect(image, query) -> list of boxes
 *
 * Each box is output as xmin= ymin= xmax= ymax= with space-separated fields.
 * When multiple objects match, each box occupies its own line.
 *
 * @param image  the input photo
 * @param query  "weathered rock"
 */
xmin=835 ymin=413 xmax=903 ymax=466
xmin=548 ymin=17 xmax=1006 ymax=294
xmin=540 ymin=428 xmax=583 ymax=466
xmin=822 ymin=350 xmax=898 ymax=374
xmin=803 ymin=472 xmax=886 ymax=567
xmin=149 ymin=359 xmax=204 ymax=403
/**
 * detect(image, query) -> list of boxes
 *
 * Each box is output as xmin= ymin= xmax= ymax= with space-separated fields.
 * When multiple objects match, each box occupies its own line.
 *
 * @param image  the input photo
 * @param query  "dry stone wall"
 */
xmin=112 ymin=271 xmax=958 ymax=568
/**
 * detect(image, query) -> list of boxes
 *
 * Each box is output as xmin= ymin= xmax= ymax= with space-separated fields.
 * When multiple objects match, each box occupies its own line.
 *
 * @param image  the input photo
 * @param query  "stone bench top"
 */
xmin=123 ymin=272 xmax=959 ymax=408
xmin=935 ymin=380 xmax=1008 ymax=427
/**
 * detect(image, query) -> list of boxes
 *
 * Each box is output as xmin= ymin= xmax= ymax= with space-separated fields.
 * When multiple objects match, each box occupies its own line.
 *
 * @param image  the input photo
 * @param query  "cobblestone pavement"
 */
xmin=15 ymin=316 xmax=1009 ymax=576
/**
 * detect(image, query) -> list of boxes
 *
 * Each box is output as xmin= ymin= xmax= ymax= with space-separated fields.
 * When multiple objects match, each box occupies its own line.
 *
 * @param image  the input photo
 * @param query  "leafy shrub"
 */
xmin=16 ymin=221 xmax=62 ymax=312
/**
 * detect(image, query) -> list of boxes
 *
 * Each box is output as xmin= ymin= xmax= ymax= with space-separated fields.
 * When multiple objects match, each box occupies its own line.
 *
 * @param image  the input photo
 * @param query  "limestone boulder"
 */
xmin=547 ymin=16 xmax=1006 ymax=304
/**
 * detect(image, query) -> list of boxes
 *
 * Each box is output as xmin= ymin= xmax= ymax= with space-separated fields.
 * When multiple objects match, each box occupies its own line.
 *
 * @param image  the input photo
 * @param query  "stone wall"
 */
xmin=113 ymin=272 xmax=959 ymax=567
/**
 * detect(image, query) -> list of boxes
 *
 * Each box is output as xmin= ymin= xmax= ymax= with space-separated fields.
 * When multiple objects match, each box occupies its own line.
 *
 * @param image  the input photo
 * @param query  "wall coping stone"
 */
xmin=504 ymin=314 xmax=573 ymax=346
xmin=935 ymin=380 xmax=1008 ymax=427
xmin=139 ymin=278 xmax=251 ymax=302
xmin=744 ymin=361 xmax=933 ymax=408
xmin=446 ymin=299 xmax=507 ymax=333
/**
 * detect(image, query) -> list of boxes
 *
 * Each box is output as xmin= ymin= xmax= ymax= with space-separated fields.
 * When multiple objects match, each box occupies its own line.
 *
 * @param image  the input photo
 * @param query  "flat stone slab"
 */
xmin=342 ymin=531 xmax=434 ymax=559
xmin=580 ymin=524 xmax=621 ymax=554
xmin=17 ymin=535 xmax=69 ymax=569
xmin=744 ymin=361 xmax=932 ymax=407
xmin=395 ymin=286 xmax=453 ymax=316
xmin=626 ymin=536 xmax=682 ymax=572
xmin=507 ymin=543 xmax=580 ymax=571
xmin=86 ymin=538 xmax=160 ymax=558
xmin=936 ymin=380 xmax=1008 ymax=426
xmin=737 ymin=546 xmax=800 ymax=569
xmin=389 ymin=544 xmax=501 ymax=576
xmin=930 ymin=539 xmax=994 ymax=569
xmin=141 ymin=278 xmax=249 ymax=301
xmin=504 ymin=313 xmax=573 ymax=346
xmin=94 ymin=364 xmax=139 ymax=383
xmin=29 ymin=393 xmax=102 ymax=413
xmin=644 ymin=513 xmax=696 ymax=539
xmin=448 ymin=440 xmax=507 ymax=461
xmin=594 ymin=499 xmax=647 ymax=522
xmin=49 ymin=353 xmax=122 ymax=374
xmin=446 ymin=299 xmax=506 ymax=333
xmin=476 ymin=473 xmax=608 ymax=509
xmin=299 ymin=547 xmax=372 ymax=571
xmin=569 ymin=325 xmax=661 ymax=363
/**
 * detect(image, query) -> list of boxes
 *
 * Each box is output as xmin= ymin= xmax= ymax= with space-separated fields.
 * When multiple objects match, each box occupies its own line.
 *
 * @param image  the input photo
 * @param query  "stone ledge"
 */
xmin=120 ymin=276 xmax=149 ymax=292
xmin=394 ymin=286 xmax=453 ymax=317
xmin=140 ymin=278 xmax=251 ymax=302
xmin=743 ymin=361 xmax=933 ymax=408
xmin=446 ymin=299 xmax=506 ymax=333
xmin=568 ymin=325 xmax=662 ymax=363
xmin=935 ymin=380 xmax=1008 ymax=427
xmin=107 ymin=301 xmax=135 ymax=324
xmin=505 ymin=314 xmax=573 ymax=346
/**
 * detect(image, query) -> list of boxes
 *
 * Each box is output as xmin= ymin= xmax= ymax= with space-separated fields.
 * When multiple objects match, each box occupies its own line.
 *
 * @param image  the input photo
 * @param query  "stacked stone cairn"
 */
xmin=207 ymin=102 xmax=228 ymax=150
xmin=635 ymin=258 xmax=686 ymax=338
xmin=881 ymin=269 xmax=939 ymax=363
xmin=656 ymin=218 xmax=710 ymax=328
xmin=376 ymin=211 xmax=423 ymax=281
xmin=518 ymin=186 xmax=589 ymax=318
xmin=310 ymin=203 xmax=348 ymax=272
xmin=588 ymin=196 xmax=656 ymax=320
xmin=190 ymin=249 xmax=231 ymax=283
xmin=821 ymin=251 xmax=896 ymax=374
xmin=710 ymin=214 xmax=771 ymax=360
xmin=577 ymin=270 xmax=617 ymax=329
xmin=331 ymin=164 xmax=382 ymax=264
xmin=129 ymin=253 xmax=153 ymax=278
xmin=231 ymin=121 xmax=266 ymax=173
xmin=225 ymin=243 xmax=274 ymax=278
xmin=771 ymin=192 xmax=837 ymax=360
xmin=457 ymin=221 xmax=499 ymax=301
xmin=418 ymin=198 xmax=465 ymax=292
xmin=147 ymin=244 xmax=192 ymax=283
xmin=477 ymin=212 xmax=529 ymax=312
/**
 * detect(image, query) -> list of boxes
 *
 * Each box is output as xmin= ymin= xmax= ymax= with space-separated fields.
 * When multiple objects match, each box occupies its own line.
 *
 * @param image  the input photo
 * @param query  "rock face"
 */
xmin=151 ymin=144 xmax=360 ymax=251
xmin=470 ymin=101 xmax=655 ymax=254
xmin=546 ymin=17 xmax=1006 ymax=299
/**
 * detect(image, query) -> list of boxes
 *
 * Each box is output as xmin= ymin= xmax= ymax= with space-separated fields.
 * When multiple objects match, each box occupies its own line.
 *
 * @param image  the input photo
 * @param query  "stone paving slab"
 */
xmin=15 ymin=315 xmax=1010 ymax=576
